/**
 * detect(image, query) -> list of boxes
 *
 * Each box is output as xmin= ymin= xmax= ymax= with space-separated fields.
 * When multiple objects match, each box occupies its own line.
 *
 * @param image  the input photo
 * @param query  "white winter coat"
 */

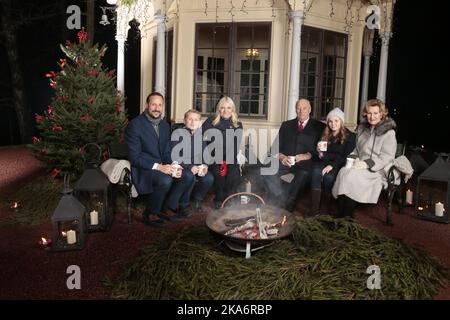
xmin=332 ymin=118 xmax=397 ymax=203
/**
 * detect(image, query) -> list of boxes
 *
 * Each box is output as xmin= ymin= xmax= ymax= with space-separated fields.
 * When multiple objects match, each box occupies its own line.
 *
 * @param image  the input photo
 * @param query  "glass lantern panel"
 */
xmin=417 ymin=180 xmax=448 ymax=216
xmin=53 ymin=219 xmax=84 ymax=250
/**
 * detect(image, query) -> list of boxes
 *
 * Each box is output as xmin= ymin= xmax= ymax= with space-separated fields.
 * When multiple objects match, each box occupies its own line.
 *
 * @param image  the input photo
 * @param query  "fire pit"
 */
xmin=206 ymin=192 xmax=297 ymax=258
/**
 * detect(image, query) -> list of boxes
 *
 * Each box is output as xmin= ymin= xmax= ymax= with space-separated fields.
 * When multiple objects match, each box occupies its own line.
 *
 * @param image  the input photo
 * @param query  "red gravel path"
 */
xmin=0 ymin=146 xmax=449 ymax=299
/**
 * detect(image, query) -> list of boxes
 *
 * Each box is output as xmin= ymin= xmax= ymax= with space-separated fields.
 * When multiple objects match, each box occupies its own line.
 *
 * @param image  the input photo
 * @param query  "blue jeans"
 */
xmin=189 ymin=171 xmax=214 ymax=201
xmin=146 ymin=170 xmax=195 ymax=213
xmin=311 ymin=163 xmax=338 ymax=192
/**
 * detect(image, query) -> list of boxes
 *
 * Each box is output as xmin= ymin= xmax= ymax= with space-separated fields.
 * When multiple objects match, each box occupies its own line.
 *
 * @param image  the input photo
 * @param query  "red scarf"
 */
xmin=219 ymin=160 xmax=228 ymax=177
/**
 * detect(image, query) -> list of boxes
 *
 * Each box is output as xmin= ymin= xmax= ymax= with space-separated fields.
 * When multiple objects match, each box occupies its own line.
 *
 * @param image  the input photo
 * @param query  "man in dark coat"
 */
xmin=265 ymin=98 xmax=326 ymax=212
xmin=125 ymin=92 xmax=195 ymax=227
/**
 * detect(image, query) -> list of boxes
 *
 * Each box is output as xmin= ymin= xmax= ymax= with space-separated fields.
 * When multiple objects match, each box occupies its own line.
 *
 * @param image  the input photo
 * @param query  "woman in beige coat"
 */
xmin=332 ymin=99 xmax=397 ymax=218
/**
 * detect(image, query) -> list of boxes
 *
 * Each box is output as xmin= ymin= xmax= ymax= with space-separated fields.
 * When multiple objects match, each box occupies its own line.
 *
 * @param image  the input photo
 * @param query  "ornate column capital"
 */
xmin=289 ymin=10 xmax=305 ymax=23
xmin=379 ymin=31 xmax=393 ymax=47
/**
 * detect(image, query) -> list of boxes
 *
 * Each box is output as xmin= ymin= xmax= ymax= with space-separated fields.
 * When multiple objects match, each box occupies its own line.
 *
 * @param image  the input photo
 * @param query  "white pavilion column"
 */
xmin=154 ymin=15 xmax=166 ymax=97
xmin=376 ymin=31 xmax=392 ymax=102
xmin=359 ymin=29 xmax=374 ymax=121
xmin=116 ymin=36 xmax=126 ymax=95
xmin=287 ymin=10 xmax=305 ymax=120
xmin=115 ymin=3 xmax=131 ymax=96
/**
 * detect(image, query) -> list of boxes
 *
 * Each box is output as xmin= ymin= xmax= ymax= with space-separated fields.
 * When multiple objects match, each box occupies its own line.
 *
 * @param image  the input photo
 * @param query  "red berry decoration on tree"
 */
xmin=31 ymin=29 xmax=126 ymax=178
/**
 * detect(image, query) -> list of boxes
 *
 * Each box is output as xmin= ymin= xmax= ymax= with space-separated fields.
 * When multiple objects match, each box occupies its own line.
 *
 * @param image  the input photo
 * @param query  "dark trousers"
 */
xmin=264 ymin=163 xmax=311 ymax=209
xmin=337 ymin=195 xmax=357 ymax=218
xmin=188 ymin=171 xmax=214 ymax=201
xmin=311 ymin=163 xmax=338 ymax=192
xmin=146 ymin=170 xmax=195 ymax=214
xmin=211 ymin=164 xmax=241 ymax=203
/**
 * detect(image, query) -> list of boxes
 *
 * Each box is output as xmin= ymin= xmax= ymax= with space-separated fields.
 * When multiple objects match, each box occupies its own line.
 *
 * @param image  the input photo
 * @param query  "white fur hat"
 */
xmin=326 ymin=107 xmax=345 ymax=122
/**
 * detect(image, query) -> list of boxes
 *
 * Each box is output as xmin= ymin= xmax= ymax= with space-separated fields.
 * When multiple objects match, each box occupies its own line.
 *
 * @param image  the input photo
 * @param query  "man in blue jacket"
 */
xmin=125 ymin=92 xmax=195 ymax=227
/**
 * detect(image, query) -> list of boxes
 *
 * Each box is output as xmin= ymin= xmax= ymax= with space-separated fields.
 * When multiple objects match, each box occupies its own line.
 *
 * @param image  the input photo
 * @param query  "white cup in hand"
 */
xmin=197 ymin=164 xmax=206 ymax=177
xmin=318 ymin=141 xmax=328 ymax=152
xmin=287 ymin=156 xmax=296 ymax=166
xmin=171 ymin=162 xmax=182 ymax=177
xmin=345 ymin=157 xmax=355 ymax=169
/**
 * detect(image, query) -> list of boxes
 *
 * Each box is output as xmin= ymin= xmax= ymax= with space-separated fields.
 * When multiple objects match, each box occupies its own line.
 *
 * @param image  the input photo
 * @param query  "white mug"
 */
xmin=288 ymin=156 xmax=296 ymax=166
xmin=197 ymin=164 xmax=206 ymax=177
xmin=345 ymin=158 xmax=355 ymax=169
xmin=241 ymin=195 xmax=250 ymax=204
xmin=171 ymin=162 xmax=182 ymax=177
xmin=318 ymin=141 xmax=328 ymax=152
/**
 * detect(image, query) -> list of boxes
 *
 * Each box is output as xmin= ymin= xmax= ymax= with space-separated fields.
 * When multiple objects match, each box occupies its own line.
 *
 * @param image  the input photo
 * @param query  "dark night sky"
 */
xmin=387 ymin=0 xmax=450 ymax=151
xmin=0 ymin=0 xmax=449 ymax=151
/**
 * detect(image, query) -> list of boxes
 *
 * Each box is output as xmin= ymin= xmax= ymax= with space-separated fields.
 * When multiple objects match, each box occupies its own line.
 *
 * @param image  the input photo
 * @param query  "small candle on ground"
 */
xmin=435 ymin=202 xmax=444 ymax=217
xmin=406 ymin=189 xmax=413 ymax=205
xmin=67 ymin=230 xmax=76 ymax=244
xmin=90 ymin=210 xmax=98 ymax=225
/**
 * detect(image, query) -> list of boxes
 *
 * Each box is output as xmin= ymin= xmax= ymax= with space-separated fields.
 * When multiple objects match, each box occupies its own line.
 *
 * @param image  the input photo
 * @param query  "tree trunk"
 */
xmin=0 ymin=1 xmax=32 ymax=144
xmin=86 ymin=0 xmax=95 ymax=44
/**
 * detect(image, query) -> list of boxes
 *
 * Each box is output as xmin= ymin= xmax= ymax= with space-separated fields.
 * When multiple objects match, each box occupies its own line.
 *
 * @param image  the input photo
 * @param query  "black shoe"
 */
xmin=178 ymin=206 xmax=193 ymax=218
xmin=142 ymin=212 xmax=166 ymax=228
xmin=160 ymin=207 xmax=183 ymax=222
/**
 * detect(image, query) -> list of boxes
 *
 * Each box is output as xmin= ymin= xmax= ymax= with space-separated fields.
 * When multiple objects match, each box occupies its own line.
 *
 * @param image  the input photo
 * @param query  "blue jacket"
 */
xmin=125 ymin=113 xmax=171 ymax=194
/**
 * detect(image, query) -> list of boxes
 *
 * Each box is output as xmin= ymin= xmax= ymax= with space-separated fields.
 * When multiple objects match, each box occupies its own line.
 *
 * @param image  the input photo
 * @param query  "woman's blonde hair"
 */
xmin=321 ymin=117 xmax=348 ymax=145
xmin=362 ymin=98 xmax=389 ymax=120
xmin=212 ymin=96 xmax=240 ymax=128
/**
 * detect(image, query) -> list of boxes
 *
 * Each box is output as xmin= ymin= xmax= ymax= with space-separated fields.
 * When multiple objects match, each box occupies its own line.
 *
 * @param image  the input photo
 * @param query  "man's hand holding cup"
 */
xmin=197 ymin=164 xmax=207 ymax=177
xmin=171 ymin=161 xmax=182 ymax=178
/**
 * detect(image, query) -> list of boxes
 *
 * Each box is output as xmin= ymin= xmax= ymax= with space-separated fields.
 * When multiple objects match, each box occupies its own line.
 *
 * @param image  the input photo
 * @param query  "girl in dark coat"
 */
xmin=311 ymin=108 xmax=355 ymax=215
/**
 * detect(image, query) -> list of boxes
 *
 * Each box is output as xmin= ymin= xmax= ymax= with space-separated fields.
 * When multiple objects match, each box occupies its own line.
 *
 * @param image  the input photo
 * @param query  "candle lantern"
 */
xmin=74 ymin=143 xmax=113 ymax=232
xmin=51 ymin=174 xmax=86 ymax=251
xmin=415 ymin=153 xmax=450 ymax=224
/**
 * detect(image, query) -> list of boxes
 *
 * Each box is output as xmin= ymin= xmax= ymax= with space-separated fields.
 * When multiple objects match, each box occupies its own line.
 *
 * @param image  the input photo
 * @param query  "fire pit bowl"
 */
xmin=206 ymin=192 xmax=297 ymax=247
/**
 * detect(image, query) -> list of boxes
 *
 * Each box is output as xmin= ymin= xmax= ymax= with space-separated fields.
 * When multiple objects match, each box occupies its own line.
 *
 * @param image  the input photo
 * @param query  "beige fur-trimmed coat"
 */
xmin=332 ymin=117 xmax=397 ymax=203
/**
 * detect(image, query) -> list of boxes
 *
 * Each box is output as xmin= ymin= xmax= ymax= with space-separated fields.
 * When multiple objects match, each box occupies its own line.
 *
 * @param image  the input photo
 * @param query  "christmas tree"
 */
xmin=32 ymin=29 xmax=127 ymax=178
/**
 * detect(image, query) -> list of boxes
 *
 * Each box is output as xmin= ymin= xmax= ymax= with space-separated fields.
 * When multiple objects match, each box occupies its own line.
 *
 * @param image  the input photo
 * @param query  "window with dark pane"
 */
xmin=194 ymin=22 xmax=271 ymax=117
xmin=300 ymin=26 xmax=347 ymax=119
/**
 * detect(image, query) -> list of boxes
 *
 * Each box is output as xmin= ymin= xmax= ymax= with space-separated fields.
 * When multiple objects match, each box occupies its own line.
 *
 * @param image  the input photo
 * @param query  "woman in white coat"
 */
xmin=332 ymin=99 xmax=397 ymax=218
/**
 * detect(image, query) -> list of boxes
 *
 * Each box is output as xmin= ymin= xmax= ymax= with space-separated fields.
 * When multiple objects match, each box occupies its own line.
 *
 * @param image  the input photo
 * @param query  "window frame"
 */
xmin=299 ymin=26 xmax=348 ymax=120
xmin=193 ymin=22 xmax=272 ymax=119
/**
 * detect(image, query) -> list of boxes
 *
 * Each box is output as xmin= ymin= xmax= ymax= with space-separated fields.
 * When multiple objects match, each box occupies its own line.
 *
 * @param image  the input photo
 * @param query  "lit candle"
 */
xmin=39 ymin=237 xmax=52 ymax=246
xmin=406 ymin=189 xmax=413 ymax=205
xmin=10 ymin=202 xmax=20 ymax=211
xmin=435 ymin=202 xmax=444 ymax=217
xmin=67 ymin=230 xmax=76 ymax=244
xmin=90 ymin=210 xmax=98 ymax=225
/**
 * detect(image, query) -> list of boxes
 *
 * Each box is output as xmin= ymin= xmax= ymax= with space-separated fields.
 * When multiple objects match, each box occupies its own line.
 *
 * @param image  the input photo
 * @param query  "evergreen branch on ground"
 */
xmin=109 ymin=216 xmax=448 ymax=300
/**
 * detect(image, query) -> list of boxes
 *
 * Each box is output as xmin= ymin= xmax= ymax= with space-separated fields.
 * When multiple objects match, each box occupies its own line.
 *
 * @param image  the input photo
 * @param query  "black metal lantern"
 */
xmin=74 ymin=143 xmax=113 ymax=232
xmin=51 ymin=174 xmax=86 ymax=251
xmin=415 ymin=153 xmax=450 ymax=224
